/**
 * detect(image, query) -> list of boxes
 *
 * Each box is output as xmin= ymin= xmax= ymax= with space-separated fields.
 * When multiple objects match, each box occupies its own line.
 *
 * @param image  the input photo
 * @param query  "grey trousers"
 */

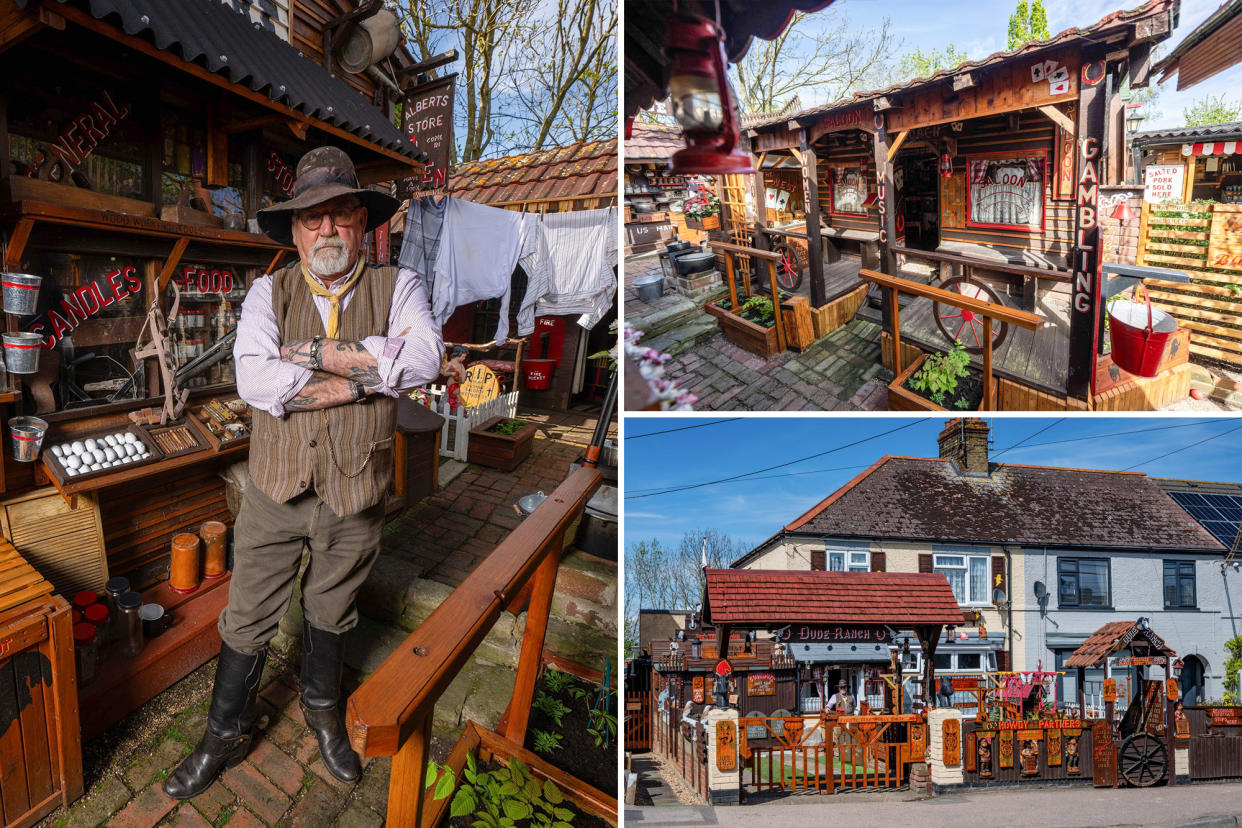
xmin=217 ymin=484 xmax=385 ymax=655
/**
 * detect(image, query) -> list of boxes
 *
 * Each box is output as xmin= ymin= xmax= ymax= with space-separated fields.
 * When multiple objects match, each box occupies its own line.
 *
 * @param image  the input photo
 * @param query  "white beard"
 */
xmin=309 ymin=239 xmax=351 ymax=276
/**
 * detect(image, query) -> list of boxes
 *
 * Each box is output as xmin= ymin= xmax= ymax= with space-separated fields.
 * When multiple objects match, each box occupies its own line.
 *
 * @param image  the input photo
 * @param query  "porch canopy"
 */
xmin=1065 ymin=619 xmax=1176 ymax=717
xmin=702 ymin=568 xmax=966 ymax=706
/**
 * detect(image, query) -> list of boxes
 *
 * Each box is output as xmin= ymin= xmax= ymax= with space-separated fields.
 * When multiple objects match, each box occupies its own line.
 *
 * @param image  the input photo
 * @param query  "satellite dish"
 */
xmin=995 ymin=586 xmax=1011 ymax=604
xmin=1032 ymin=581 xmax=1046 ymax=600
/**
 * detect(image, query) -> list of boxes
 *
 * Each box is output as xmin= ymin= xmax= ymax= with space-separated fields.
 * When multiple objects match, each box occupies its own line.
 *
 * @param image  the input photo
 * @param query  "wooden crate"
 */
xmin=0 ymin=586 xmax=83 ymax=828
xmin=810 ymin=284 xmax=869 ymax=339
xmin=997 ymin=377 xmax=1090 ymax=411
xmin=1092 ymin=363 xmax=1192 ymax=411
xmin=0 ymin=490 xmax=107 ymax=598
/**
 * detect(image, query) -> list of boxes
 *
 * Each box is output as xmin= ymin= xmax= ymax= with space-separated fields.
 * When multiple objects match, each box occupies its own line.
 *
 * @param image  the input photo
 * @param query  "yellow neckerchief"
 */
xmin=300 ymin=256 xmax=365 ymax=339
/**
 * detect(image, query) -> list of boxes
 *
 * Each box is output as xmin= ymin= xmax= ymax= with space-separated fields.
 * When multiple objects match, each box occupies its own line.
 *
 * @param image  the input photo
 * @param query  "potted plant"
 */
xmin=683 ymin=193 xmax=720 ymax=231
xmin=705 ymin=294 xmax=783 ymax=359
xmin=468 ymin=417 xmax=538 ymax=471
xmin=888 ymin=341 xmax=996 ymax=411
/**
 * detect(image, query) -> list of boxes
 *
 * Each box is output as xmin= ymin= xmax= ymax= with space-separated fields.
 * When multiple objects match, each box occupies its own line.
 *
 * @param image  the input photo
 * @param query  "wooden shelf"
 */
xmin=79 ymin=573 xmax=231 ymax=741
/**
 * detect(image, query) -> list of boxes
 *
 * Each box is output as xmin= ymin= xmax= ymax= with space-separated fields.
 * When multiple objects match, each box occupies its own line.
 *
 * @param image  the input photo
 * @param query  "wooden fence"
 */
xmin=651 ymin=705 xmax=709 ymax=800
xmin=423 ymin=386 xmax=519 ymax=461
xmin=625 ymin=690 xmax=651 ymax=750
xmin=1136 ymin=201 xmax=1242 ymax=366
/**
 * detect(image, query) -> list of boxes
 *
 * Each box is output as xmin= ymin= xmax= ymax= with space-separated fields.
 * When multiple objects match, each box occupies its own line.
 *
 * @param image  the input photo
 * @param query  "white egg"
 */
xmin=125 ymin=443 xmax=138 ymax=457
xmin=89 ymin=463 xmax=101 ymax=471
xmin=71 ymin=441 xmax=84 ymax=453
xmin=123 ymin=432 xmax=137 ymax=444
xmin=51 ymin=445 xmax=64 ymax=457
xmin=64 ymin=455 xmax=79 ymax=469
xmin=85 ymin=438 xmax=97 ymax=451
xmin=66 ymin=467 xmax=79 ymax=477
xmin=103 ymin=448 xmax=116 ymax=462
xmin=103 ymin=435 xmax=116 ymax=447
xmin=90 ymin=450 xmax=103 ymax=464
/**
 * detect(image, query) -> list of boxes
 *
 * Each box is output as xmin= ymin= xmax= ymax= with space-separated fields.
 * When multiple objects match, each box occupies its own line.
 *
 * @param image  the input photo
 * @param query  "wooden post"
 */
xmin=501 ymin=537 xmax=562 ymax=744
xmin=870 ymin=113 xmax=898 ymax=277
xmin=724 ymin=252 xmax=739 ymax=311
xmin=387 ymin=711 xmax=431 ymax=828
xmin=767 ymin=261 xmax=786 ymax=353
xmin=888 ymin=287 xmax=902 ymax=377
xmin=1135 ymin=200 xmax=1151 ymax=266
xmin=982 ymin=317 xmax=993 ymax=411
xmin=800 ymin=129 xmax=826 ymax=307
xmin=1067 ymin=50 xmax=1109 ymax=402
xmin=1078 ymin=665 xmax=1086 ymax=718
xmin=1165 ymin=654 xmax=1177 ymax=786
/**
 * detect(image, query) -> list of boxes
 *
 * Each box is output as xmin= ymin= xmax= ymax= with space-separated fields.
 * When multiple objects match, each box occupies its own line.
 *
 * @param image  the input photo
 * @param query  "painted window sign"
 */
xmin=178 ymin=266 xmax=238 ymax=297
xmin=27 ymin=266 xmax=143 ymax=349
xmin=967 ymin=152 xmax=1046 ymax=232
xmin=830 ymin=166 xmax=868 ymax=216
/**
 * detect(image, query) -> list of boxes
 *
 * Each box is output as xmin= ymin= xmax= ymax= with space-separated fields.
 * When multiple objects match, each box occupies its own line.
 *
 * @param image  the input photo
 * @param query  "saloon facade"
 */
xmin=735 ymin=419 xmax=1239 ymax=710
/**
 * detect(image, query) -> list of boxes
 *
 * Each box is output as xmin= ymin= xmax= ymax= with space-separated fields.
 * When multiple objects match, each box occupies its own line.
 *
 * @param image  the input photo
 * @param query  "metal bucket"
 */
xmin=634 ymin=273 xmax=665 ymax=302
xmin=8 ymin=416 xmax=47 ymax=462
xmin=2 ymin=332 xmax=43 ymax=373
xmin=2 ymin=273 xmax=42 ymax=315
xmin=516 ymin=491 xmax=547 ymax=517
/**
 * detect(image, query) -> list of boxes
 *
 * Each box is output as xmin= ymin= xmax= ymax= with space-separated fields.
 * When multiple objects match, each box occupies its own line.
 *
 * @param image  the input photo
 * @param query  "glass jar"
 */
xmin=117 ymin=590 xmax=144 ymax=657
xmin=73 ymin=622 xmax=98 ymax=686
xmin=104 ymin=575 xmax=129 ymax=647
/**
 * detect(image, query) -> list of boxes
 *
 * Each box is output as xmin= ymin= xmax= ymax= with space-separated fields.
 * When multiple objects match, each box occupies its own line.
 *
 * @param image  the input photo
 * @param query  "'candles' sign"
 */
xmin=27 ymin=266 xmax=143 ymax=348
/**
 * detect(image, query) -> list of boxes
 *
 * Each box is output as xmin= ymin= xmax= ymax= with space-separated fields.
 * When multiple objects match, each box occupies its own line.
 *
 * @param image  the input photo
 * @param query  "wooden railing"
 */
xmin=706 ymin=239 xmax=788 ymax=352
xmin=891 ymin=245 xmax=1070 ymax=311
xmin=346 ymin=465 xmax=604 ymax=827
xmin=857 ymin=269 xmax=1043 ymax=411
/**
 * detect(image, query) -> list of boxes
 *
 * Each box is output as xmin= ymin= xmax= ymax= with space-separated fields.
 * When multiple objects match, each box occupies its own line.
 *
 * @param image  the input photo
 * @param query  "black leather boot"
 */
xmin=164 ymin=643 xmax=267 ymax=800
xmin=300 ymin=623 xmax=361 ymax=783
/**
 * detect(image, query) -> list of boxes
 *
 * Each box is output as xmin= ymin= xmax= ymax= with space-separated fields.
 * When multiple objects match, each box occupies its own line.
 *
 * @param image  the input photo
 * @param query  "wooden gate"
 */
xmin=740 ymin=716 xmax=833 ymax=794
xmin=625 ymin=690 xmax=651 ymax=750
xmin=832 ymin=714 xmax=916 ymax=790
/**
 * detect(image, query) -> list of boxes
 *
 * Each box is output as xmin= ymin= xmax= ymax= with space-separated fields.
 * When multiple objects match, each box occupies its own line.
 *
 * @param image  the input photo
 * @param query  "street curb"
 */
xmin=1168 ymin=818 xmax=1242 ymax=828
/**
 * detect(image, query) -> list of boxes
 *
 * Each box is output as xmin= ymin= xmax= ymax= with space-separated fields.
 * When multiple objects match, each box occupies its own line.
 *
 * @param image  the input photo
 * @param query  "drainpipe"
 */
xmin=1004 ymin=545 xmax=1017 ymax=671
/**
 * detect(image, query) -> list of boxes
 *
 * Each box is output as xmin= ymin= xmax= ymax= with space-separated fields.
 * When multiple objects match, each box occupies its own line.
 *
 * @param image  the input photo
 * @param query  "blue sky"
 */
xmin=623 ymin=416 xmax=1242 ymax=553
xmin=814 ymin=0 xmax=1238 ymax=130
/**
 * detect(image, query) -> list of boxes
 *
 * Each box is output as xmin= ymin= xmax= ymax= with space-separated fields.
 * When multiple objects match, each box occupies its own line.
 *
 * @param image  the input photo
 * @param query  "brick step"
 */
xmin=643 ymin=316 xmax=720 ymax=357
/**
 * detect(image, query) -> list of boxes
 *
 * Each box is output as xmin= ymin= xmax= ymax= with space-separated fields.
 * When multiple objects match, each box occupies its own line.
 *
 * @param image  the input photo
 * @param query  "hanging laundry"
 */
xmin=537 ymin=206 xmax=617 ymax=330
xmin=397 ymin=196 xmax=447 ymax=290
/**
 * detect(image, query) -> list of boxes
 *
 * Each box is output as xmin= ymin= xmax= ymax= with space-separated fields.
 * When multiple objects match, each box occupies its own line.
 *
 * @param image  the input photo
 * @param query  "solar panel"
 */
xmin=1167 ymin=491 xmax=1241 ymax=548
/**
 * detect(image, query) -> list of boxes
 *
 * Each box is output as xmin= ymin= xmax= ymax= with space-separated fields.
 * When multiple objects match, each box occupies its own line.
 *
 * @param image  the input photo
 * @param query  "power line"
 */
xmin=995 ymin=420 xmax=1216 ymax=456
xmin=625 ymin=420 xmax=926 ymax=500
xmin=1121 ymin=422 xmax=1242 ymax=472
xmin=627 ymin=418 xmax=743 ymax=439
xmin=626 ymin=463 xmax=872 ymax=494
xmin=991 ymin=417 xmax=1065 ymax=460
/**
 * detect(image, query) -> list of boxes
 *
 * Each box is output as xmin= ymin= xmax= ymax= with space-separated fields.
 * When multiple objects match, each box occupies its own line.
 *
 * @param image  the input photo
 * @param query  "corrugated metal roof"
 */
xmin=448 ymin=139 xmax=617 ymax=205
xmin=25 ymin=0 xmax=418 ymax=159
xmin=748 ymin=0 xmax=1176 ymax=131
xmin=1132 ymin=120 xmax=1242 ymax=143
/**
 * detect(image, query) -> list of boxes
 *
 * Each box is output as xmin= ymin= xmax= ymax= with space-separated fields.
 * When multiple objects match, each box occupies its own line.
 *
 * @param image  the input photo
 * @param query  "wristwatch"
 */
xmin=308 ymin=335 xmax=323 ymax=371
xmin=350 ymin=380 xmax=367 ymax=403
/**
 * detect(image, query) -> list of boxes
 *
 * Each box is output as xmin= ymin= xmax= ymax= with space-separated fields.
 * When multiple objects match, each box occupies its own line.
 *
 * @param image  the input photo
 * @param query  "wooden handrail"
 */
xmin=891 ymin=245 xmax=1071 ymax=283
xmin=708 ymin=238 xmax=784 ymax=262
xmin=346 ymin=465 xmax=602 ymax=825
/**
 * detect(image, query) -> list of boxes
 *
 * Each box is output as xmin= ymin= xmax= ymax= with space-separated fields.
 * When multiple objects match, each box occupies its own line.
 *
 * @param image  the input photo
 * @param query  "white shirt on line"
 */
xmin=234 ymin=265 xmax=444 ymax=418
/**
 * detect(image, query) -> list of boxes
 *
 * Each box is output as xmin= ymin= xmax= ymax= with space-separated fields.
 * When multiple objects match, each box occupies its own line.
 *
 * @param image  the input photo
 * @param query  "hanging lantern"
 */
xmin=940 ymin=153 xmax=954 ymax=178
xmin=665 ymin=16 xmax=754 ymax=175
xmin=1111 ymin=199 xmax=1138 ymax=222
xmin=691 ymin=638 xmax=702 ymax=659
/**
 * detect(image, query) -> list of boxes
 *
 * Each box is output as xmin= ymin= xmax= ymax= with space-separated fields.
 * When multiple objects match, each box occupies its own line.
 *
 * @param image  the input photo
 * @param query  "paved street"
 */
xmin=626 ymin=781 xmax=1242 ymax=828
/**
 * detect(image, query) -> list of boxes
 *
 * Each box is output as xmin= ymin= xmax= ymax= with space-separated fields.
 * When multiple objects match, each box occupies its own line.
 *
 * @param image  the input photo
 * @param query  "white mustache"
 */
xmin=312 ymin=239 xmax=347 ymax=254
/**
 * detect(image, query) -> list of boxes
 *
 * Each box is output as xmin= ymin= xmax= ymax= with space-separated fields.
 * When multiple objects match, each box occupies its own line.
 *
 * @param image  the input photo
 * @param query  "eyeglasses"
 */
xmin=297 ymin=203 xmax=362 ymax=231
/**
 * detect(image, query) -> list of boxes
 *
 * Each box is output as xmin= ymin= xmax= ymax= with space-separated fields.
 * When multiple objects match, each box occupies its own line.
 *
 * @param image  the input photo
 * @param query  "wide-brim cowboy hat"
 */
xmin=256 ymin=146 xmax=400 ymax=246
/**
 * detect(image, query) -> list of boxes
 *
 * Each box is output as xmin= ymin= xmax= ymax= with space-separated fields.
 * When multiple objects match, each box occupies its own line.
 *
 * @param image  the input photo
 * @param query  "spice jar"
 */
xmin=73 ymin=622 xmax=98 ymax=687
xmin=104 ymin=576 xmax=129 ymax=646
xmin=72 ymin=590 xmax=97 ymax=612
xmin=169 ymin=532 xmax=201 ymax=594
xmin=117 ymin=591 xmax=144 ymax=657
xmin=84 ymin=603 xmax=108 ymax=631
xmin=200 ymin=521 xmax=228 ymax=579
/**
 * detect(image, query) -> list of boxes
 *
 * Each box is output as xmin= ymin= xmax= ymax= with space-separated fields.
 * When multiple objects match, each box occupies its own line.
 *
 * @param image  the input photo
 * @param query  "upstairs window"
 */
xmin=1163 ymin=560 xmax=1196 ymax=609
xmin=1058 ymin=558 xmax=1111 ymax=608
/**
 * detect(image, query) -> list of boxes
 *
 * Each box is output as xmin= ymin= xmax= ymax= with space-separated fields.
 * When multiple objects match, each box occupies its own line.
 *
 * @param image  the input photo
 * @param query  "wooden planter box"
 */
xmin=685 ymin=214 xmax=720 ymax=231
xmin=887 ymin=353 xmax=996 ymax=411
xmin=704 ymin=300 xmax=782 ymax=359
xmin=467 ymin=417 xmax=537 ymax=472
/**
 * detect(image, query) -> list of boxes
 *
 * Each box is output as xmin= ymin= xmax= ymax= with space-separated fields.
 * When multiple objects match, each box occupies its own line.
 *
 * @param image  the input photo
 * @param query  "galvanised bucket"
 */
xmin=2 ymin=332 xmax=43 ymax=373
xmin=8 ymin=416 xmax=47 ymax=462
xmin=2 ymin=272 xmax=42 ymax=315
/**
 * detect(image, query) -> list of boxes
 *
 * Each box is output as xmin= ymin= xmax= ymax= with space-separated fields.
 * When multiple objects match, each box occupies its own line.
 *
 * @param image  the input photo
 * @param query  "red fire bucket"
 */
xmin=524 ymin=359 xmax=556 ymax=390
xmin=1108 ymin=287 xmax=1178 ymax=378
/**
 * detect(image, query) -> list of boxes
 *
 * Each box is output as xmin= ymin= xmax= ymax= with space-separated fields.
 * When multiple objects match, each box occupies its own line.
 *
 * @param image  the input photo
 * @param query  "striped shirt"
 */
xmin=234 ymin=265 xmax=443 ymax=418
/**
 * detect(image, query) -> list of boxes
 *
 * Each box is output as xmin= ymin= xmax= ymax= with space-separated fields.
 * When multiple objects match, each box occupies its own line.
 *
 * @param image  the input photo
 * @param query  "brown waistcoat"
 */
xmin=249 ymin=261 xmax=398 ymax=517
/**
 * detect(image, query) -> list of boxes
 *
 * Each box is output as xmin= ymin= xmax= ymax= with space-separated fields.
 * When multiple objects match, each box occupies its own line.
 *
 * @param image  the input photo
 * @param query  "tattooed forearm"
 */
xmin=283 ymin=371 xmax=357 ymax=412
xmin=280 ymin=338 xmax=382 ymax=386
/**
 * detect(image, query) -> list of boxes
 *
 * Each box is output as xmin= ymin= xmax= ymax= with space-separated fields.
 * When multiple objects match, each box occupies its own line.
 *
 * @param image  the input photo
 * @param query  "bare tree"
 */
xmin=730 ymin=9 xmax=899 ymax=115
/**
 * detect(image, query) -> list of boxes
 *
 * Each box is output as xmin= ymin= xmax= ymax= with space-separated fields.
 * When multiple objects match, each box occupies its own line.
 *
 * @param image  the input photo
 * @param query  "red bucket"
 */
xmin=524 ymin=359 xmax=556 ymax=390
xmin=1108 ymin=288 xmax=1178 ymax=378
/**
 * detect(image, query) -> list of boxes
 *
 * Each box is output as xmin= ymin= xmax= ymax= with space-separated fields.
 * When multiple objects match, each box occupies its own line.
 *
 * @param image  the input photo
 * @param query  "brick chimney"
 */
xmin=937 ymin=418 xmax=990 ymax=475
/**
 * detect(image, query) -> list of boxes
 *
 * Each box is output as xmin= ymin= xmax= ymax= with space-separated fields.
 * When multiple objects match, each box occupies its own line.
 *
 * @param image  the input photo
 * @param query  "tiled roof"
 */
xmin=747 ymin=0 xmax=1176 ymax=131
xmin=1132 ymin=121 xmax=1242 ymax=144
xmin=448 ymin=140 xmax=617 ymax=205
xmin=785 ymin=456 xmax=1227 ymax=552
xmin=625 ymin=122 xmax=683 ymax=162
xmin=703 ymin=569 xmax=966 ymax=627
xmin=1064 ymin=621 xmax=1176 ymax=668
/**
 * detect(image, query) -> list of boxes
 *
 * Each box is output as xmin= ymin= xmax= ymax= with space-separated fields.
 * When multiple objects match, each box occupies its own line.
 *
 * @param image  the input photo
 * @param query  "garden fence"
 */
xmin=424 ymin=385 xmax=520 ymax=461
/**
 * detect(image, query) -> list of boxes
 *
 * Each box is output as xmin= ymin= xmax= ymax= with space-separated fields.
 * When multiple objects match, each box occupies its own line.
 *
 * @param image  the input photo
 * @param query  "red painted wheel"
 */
xmin=770 ymin=242 xmax=804 ymax=293
xmin=933 ymin=276 xmax=1010 ymax=354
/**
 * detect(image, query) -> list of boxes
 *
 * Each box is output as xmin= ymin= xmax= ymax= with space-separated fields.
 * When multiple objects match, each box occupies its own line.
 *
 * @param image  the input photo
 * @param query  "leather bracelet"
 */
xmin=351 ymin=380 xmax=367 ymax=403
xmin=308 ymin=335 xmax=323 ymax=371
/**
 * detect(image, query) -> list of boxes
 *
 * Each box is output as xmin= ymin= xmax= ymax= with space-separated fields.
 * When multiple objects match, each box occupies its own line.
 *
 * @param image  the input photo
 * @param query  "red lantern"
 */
xmin=940 ymin=153 xmax=954 ymax=178
xmin=666 ymin=16 xmax=754 ymax=175
xmin=1111 ymin=199 xmax=1138 ymax=222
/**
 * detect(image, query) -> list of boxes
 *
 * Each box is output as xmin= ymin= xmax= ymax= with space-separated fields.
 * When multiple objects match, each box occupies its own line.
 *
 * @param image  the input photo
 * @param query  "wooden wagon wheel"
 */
xmin=933 ymin=276 xmax=1011 ymax=354
xmin=769 ymin=241 xmax=804 ymax=293
xmin=1118 ymin=733 xmax=1168 ymax=787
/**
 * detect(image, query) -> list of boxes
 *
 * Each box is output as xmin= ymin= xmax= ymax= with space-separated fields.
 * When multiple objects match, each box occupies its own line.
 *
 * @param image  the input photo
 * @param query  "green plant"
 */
xmin=428 ymin=754 xmax=575 ymax=828
xmin=954 ymin=398 xmax=971 ymax=410
xmin=909 ymin=341 xmax=971 ymax=406
xmin=531 ymin=729 xmax=563 ymax=756
xmin=543 ymin=668 xmax=574 ymax=696
xmin=586 ymin=708 xmax=617 ymax=748
xmin=533 ymin=691 xmax=571 ymax=727
xmin=490 ymin=418 xmax=529 ymax=436
xmin=739 ymin=295 xmax=775 ymax=326
xmin=1224 ymin=635 xmax=1242 ymax=704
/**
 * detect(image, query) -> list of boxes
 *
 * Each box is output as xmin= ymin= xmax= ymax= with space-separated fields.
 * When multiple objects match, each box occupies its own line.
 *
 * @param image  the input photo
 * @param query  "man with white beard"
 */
xmin=164 ymin=146 xmax=443 ymax=799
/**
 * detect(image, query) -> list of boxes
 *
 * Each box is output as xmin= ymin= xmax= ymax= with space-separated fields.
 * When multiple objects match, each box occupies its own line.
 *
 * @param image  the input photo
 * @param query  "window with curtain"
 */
xmin=1057 ymin=558 xmax=1111 ymax=608
xmin=1163 ymin=560 xmax=1196 ymax=608
xmin=828 ymin=549 xmax=870 ymax=572
xmin=933 ymin=553 xmax=989 ymax=604
xmin=966 ymin=152 xmax=1046 ymax=231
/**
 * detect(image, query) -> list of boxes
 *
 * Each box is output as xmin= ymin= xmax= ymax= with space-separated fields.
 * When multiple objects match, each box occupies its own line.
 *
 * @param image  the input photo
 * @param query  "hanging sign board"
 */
xmin=399 ymin=74 xmax=456 ymax=200
xmin=747 ymin=673 xmax=775 ymax=696
xmin=774 ymin=625 xmax=889 ymax=644
xmin=1143 ymin=164 xmax=1186 ymax=204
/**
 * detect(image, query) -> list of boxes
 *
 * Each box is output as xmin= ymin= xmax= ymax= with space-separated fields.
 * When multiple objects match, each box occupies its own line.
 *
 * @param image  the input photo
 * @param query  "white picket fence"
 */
xmin=423 ymin=384 xmax=519 ymax=461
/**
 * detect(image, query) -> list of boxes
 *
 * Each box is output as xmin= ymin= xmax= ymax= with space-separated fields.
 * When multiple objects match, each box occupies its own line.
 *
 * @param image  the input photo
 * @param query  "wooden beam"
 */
xmin=220 ymin=114 xmax=297 ymax=135
xmin=799 ymin=130 xmax=826 ymax=308
xmin=788 ymin=147 xmax=803 ymax=166
xmin=1038 ymin=105 xmax=1076 ymax=135
xmin=886 ymin=130 xmax=909 ymax=162
xmin=156 ymin=237 xmax=190 ymax=291
xmin=1128 ymin=42 xmax=1152 ymax=89
xmin=873 ymin=97 xmax=900 ymax=112
xmin=952 ymin=73 xmax=975 ymax=92
xmin=4 ymin=217 xmax=34 ymax=268
xmin=47 ymin=0 xmax=419 ymax=171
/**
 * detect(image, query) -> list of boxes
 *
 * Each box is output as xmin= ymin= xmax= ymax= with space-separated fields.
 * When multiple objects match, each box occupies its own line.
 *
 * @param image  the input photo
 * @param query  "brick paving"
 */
xmin=38 ymin=407 xmax=615 ymax=828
